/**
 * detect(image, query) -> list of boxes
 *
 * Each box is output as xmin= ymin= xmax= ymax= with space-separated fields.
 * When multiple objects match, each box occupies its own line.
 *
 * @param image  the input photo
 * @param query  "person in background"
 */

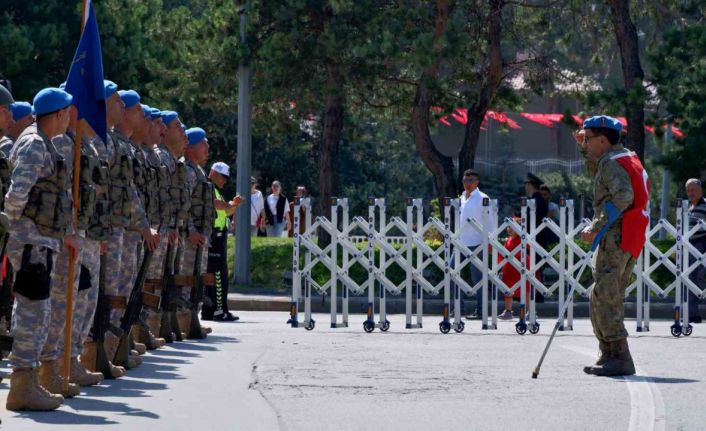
xmin=540 ymin=184 xmax=560 ymax=222
xmin=685 ymin=178 xmax=705 ymax=323
xmin=524 ymin=173 xmax=549 ymax=303
xmin=458 ymin=169 xmax=490 ymax=320
xmin=264 ymin=180 xmax=291 ymax=237
xmin=288 ymin=185 xmax=308 ymax=237
xmin=250 ymin=177 xmax=265 ymax=237
xmin=497 ymin=215 xmax=531 ymax=320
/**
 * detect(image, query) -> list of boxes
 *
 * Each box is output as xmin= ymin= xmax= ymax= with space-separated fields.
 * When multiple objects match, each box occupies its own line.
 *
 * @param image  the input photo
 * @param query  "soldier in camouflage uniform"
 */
xmin=0 ymin=84 xmax=14 ymax=358
xmin=152 ymin=111 xmax=190 ymax=338
xmin=180 ymin=127 xmax=215 ymax=339
xmin=137 ymin=106 xmax=169 ymax=348
xmin=576 ymin=115 xmax=647 ymax=377
xmin=107 ymin=89 xmax=159 ymax=367
xmin=4 ymin=87 xmax=74 ymax=411
xmin=45 ymin=101 xmax=106 ymax=387
xmin=6 ymin=102 xmax=35 ymax=151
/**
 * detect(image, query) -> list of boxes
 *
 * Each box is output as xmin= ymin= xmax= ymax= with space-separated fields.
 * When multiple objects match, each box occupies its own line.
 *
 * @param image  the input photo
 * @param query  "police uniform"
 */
xmin=5 ymin=88 xmax=72 ymax=411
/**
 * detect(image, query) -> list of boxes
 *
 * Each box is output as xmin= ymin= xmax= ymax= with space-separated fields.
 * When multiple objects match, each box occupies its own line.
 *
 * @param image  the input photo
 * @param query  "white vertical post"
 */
xmin=528 ymin=198 xmax=537 ymax=327
xmin=341 ymin=199 xmax=349 ymax=326
xmin=405 ymin=198 xmax=413 ymax=328
xmin=520 ymin=198 xmax=528 ymax=327
xmin=482 ymin=197 xmax=493 ymax=330
xmin=674 ymin=198 xmax=684 ymax=329
xmin=290 ymin=197 xmax=301 ymax=327
xmin=567 ymin=200 xmax=575 ymax=328
xmin=377 ymin=198 xmax=388 ymax=328
xmin=490 ymin=199 xmax=499 ymax=330
xmin=452 ymin=199 xmax=462 ymax=327
xmin=558 ymin=198 xmax=569 ymax=330
xmin=442 ymin=198 xmax=452 ymax=331
xmin=680 ymin=199 xmax=690 ymax=326
xmin=366 ymin=197 xmax=376 ymax=329
xmin=303 ymin=198 xmax=312 ymax=324
xmin=330 ymin=198 xmax=339 ymax=328
xmin=415 ymin=199 xmax=424 ymax=326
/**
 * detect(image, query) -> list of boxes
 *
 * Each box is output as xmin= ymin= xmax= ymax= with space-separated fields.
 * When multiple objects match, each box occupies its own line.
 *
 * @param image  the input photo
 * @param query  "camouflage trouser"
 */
xmin=39 ymin=240 xmax=82 ymax=362
xmin=7 ymin=238 xmax=57 ymax=369
xmin=117 ymin=230 xmax=143 ymax=318
xmin=105 ymin=228 xmax=124 ymax=328
xmin=142 ymin=225 xmax=167 ymax=322
xmin=590 ymin=230 xmax=635 ymax=343
xmin=73 ymin=237 xmax=101 ymax=356
xmin=178 ymin=241 xmax=207 ymax=308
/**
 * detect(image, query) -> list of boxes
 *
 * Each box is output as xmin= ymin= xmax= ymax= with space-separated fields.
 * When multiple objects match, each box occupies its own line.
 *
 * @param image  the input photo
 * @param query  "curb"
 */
xmin=228 ymin=293 xmax=706 ymax=319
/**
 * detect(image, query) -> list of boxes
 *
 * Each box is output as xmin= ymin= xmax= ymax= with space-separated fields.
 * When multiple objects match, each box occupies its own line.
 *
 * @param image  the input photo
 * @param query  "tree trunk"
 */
xmin=607 ymin=0 xmax=645 ymax=161
xmin=317 ymin=65 xmax=344 ymax=246
xmin=410 ymin=0 xmax=457 ymax=206
xmin=459 ymin=0 xmax=504 ymax=176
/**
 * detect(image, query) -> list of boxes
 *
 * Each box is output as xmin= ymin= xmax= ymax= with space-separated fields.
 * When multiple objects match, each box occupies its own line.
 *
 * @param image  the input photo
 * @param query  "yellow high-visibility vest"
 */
xmin=214 ymin=187 xmax=228 ymax=230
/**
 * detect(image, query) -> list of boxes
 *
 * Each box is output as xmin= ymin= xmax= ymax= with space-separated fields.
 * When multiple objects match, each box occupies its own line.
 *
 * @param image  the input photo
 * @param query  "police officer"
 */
xmin=180 ymin=127 xmax=215 ymax=338
xmin=203 ymin=161 xmax=242 ymax=321
xmin=4 ymin=87 xmax=74 ymax=411
xmin=576 ymin=115 xmax=648 ymax=377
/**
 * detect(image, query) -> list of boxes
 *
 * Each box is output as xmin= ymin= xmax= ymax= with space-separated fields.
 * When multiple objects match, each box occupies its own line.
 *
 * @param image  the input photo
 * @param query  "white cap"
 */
xmin=211 ymin=161 xmax=230 ymax=177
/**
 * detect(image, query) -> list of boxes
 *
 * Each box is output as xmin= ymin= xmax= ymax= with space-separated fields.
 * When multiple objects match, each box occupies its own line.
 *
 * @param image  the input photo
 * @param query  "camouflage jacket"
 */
xmin=6 ymin=124 xmax=66 ymax=251
xmin=109 ymin=130 xmax=150 ymax=232
xmin=587 ymin=144 xmax=634 ymax=235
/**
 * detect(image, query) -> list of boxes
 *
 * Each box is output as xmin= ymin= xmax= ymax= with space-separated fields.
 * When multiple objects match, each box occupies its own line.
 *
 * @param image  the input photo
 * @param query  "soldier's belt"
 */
xmin=141 ymin=291 xmax=161 ymax=308
xmin=106 ymin=295 xmax=127 ymax=309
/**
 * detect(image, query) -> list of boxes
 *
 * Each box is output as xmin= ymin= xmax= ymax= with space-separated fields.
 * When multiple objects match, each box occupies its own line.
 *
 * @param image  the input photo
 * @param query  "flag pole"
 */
xmin=62 ymin=0 xmax=89 ymax=394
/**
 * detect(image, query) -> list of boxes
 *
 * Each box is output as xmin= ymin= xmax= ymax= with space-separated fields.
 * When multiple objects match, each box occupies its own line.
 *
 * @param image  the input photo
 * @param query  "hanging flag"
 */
xmin=64 ymin=0 xmax=107 ymax=144
xmin=520 ymin=113 xmax=556 ymax=128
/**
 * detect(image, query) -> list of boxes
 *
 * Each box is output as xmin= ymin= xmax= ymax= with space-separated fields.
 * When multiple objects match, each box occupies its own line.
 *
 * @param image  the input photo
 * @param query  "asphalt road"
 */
xmin=1 ymin=312 xmax=704 ymax=431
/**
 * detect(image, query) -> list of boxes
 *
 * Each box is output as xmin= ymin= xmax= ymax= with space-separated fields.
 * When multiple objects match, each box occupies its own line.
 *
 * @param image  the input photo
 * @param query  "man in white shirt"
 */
xmin=250 ymin=177 xmax=265 ymax=237
xmin=458 ymin=169 xmax=490 ymax=319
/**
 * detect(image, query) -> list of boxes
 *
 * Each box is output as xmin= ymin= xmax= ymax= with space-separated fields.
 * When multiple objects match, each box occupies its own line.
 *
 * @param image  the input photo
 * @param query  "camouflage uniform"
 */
xmin=586 ymin=144 xmax=635 ymax=343
xmin=39 ymin=133 xmax=82 ymax=363
xmin=5 ymin=124 xmax=68 ymax=369
xmin=106 ymin=130 xmax=149 ymax=329
xmin=0 ymin=135 xmax=14 ymax=159
xmin=180 ymin=160 xmax=212 ymax=305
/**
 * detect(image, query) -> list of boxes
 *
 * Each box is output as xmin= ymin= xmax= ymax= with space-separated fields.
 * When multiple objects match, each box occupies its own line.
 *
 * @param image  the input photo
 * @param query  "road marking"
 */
xmin=563 ymin=345 xmax=665 ymax=431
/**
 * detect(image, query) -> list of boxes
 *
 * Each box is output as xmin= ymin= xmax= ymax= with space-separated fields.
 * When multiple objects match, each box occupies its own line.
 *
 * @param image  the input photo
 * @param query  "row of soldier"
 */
xmin=0 ymin=81 xmax=232 ymax=411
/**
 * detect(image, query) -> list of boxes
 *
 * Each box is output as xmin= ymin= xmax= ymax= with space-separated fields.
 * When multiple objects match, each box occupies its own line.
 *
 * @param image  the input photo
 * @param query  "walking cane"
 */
xmin=532 ymin=202 xmax=621 ymax=379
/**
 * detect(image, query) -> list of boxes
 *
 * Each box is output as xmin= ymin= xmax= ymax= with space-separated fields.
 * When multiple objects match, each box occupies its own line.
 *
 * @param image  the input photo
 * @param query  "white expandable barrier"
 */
xmin=288 ymin=197 xmax=705 ymax=337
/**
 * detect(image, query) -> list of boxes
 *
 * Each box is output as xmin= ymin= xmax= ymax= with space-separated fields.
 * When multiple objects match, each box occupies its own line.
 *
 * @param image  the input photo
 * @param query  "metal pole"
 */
xmin=234 ymin=1 xmax=252 ymax=285
xmin=659 ymin=120 xmax=672 ymax=240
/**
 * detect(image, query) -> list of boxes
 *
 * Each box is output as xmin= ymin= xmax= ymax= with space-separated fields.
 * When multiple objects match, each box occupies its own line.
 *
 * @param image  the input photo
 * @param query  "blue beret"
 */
xmin=186 ymin=127 xmax=207 ymax=146
xmin=160 ymin=110 xmax=178 ymax=125
xmin=10 ymin=102 xmax=33 ymax=121
xmin=32 ymin=88 xmax=73 ymax=116
xmin=118 ymin=90 xmax=140 ymax=109
xmin=140 ymin=104 xmax=151 ymax=118
xmin=149 ymin=107 xmax=161 ymax=120
xmin=583 ymin=115 xmax=622 ymax=133
xmin=104 ymin=80 xmax=118 ymax=98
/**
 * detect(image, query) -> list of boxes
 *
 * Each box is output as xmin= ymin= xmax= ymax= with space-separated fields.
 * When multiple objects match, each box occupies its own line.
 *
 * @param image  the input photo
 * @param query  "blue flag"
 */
xmin=65 ymin=1 xmax=107 ymax=144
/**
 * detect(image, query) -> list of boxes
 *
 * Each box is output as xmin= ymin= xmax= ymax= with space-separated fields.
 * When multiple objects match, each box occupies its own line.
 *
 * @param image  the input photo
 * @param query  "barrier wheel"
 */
xmin=305 ymin=321 xmax=315 ymax=331
xmin=684 ymin=325 xmax=693 ymax=337
xmin=529 ymin=323 xmax=540 ymax=334
xmin=380 ymin=320 xmax=391 ymax=332
xmin=670 ymin=324 xmax=682 ymax=337
xmin=515 ymin=321 xmax=527 ymax=335
xmin=363 ymin=320 xmax=375 ymax=333
xmin=454 ymin=321 xmax=465 ymax=333
xmin=439 ymin=321 xmax=451 ymax=334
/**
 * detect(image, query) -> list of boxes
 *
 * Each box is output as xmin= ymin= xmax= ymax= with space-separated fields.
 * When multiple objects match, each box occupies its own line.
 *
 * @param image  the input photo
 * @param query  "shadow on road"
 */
xmin=12 ymin=409 xmax=120 ymax=426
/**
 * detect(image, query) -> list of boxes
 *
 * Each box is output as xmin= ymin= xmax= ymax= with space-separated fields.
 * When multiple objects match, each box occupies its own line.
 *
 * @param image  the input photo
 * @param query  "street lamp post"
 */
xmin=234 ymin=0 xmax=252 ymax=286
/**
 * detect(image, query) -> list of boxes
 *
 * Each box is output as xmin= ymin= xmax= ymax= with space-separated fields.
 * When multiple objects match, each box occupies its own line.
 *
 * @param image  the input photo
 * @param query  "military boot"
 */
xmin=583 ymin=340 xmax=611 ymax=374
xmin=6 ymin=368 xmax=63 ymax=411
xmin=38 ymin=360 xmax=81 ymax=398
xmin=70 ymin=357 xmax=104 ymax=386
xmin=79 ymin=341 xmax=126 ymax=378
xmin=592 ymin=339 xmax=636 ymax=377
xmin=145 ymin=313 xmax=166 ymax=348
xmin=177 ymin=309 xmax=191 ymax=339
